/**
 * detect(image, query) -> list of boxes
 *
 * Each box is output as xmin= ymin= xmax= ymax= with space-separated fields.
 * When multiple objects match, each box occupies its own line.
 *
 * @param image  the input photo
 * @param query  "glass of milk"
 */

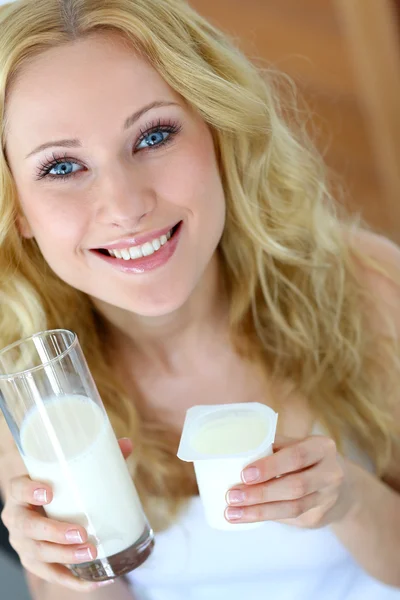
xmin=0 ymin=329 xmax=154 ymax=583
xmin=178 ymin=403 xmax=278 ymax=530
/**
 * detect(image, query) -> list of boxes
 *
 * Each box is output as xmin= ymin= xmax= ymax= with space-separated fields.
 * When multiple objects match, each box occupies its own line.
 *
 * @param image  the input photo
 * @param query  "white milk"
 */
xmin=20 ymin=395 xmax=146 ymax=559
xmin=191 ymin=413 xmax=269 ymax=455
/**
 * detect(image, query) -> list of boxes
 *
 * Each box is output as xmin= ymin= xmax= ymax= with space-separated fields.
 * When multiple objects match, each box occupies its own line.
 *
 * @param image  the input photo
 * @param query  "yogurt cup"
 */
xmin=177 ymin=403 xmax=278 ymax=530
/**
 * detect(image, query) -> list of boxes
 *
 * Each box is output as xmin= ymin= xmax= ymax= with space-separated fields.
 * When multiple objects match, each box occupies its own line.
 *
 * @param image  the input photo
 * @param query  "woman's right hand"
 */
xmin=0 ymin=475 xmax=109 ymax=592
xmin=0 ymin=438 xmax=133 ymax=593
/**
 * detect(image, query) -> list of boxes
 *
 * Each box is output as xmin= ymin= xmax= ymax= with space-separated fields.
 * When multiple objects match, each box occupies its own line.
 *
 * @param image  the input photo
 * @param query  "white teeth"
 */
xmin=142 ymin=242 xmax=155 ymax=257
xmin=129 ymin=246 xmax=143 ymax=259
xmin=106 ymin=226 xmax=177 ymax=260
xmin=152 ymin=238 xmax=161 ymax=251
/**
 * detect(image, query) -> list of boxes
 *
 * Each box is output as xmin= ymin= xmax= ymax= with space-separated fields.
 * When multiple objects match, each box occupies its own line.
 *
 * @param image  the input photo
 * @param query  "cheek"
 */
xmin=20 ymin=193 xmax=89 ymax=253
xmin=154 ymin=141 xmax=225 ymax=216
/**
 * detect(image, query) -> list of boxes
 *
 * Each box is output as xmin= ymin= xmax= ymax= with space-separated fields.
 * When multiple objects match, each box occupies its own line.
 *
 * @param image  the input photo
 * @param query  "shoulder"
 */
xmin=348 ymin=228 xmax=400 ymax=278
xmin=346 ymin=228 xmax=400 ymax=336
xmin=347 ymin=230 xmax=400 ymax=487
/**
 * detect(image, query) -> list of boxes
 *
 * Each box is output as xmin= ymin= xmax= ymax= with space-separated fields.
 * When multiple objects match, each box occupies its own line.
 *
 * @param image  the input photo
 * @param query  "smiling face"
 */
xmin=5 ymin=32 xmax=226 ymax=317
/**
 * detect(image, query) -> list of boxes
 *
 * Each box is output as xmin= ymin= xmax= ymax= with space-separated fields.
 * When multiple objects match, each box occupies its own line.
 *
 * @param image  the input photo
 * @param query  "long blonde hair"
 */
xmin=0 ymin=0 xmax=399 ymax=530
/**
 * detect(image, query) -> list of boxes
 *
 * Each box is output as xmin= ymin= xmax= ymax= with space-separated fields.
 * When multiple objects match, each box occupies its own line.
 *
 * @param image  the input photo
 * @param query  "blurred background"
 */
xmin=189 ymin=0 xmax=400 ymax=245
xmin=1 ymin=0 xmax=400 ymax=598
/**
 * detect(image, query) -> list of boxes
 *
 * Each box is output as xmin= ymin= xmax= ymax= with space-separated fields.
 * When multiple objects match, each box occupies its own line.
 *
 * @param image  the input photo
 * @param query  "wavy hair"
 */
xmin=0 ymin=0 xmax=399 ymax=530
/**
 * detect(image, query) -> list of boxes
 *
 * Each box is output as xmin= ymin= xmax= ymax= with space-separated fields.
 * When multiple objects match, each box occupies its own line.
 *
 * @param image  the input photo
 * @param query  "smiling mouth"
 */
xmin=95 ymin=222 xmax=182 ymax=261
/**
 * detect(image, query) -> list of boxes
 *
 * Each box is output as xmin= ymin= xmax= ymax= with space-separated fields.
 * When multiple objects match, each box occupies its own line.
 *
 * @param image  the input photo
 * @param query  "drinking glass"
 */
xmin=0 ymin=329 xmax=154 ymax=582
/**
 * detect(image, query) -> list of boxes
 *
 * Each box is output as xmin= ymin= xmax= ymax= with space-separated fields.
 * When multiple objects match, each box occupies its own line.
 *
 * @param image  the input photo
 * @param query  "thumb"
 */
xmin=118 ymin=437 xmax=133 ymax=460
xmin=273 ymin=434 xmax=300 ymax=451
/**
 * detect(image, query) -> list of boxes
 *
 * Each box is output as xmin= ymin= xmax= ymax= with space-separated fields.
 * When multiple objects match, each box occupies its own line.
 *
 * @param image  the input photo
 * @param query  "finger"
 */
xmin=241 ymin=436 xmax=336 ymax=484
xmin=21 ymin=560 xmax=114 ymax=593
xmin=4 ymin=505 xmax=88 ymax=545
xmin=8 ymin=475 xmax=53 ymax=506
xmin=21 ymin=538 xmax=97 ymax=565
xmin=228 ymin=465 xmax=327 ymax=506
xmin=225 ymin=491 xmax=320 ymax=524
xmin=118 ymin=438 xmax=133 ymax=460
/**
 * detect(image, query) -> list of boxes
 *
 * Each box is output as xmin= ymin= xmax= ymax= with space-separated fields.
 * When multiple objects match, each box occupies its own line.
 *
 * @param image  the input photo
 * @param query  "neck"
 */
xmin=92 ymin=254 xmax=229 ymax=373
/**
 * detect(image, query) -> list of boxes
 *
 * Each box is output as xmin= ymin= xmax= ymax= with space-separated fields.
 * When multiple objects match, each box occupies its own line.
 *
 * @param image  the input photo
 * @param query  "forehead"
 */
xmin=5 ymin=32 xmax=179 ymax=149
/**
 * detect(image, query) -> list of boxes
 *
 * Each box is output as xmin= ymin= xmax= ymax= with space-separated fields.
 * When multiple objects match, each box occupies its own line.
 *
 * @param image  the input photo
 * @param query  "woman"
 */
xmin=0 ymin=0 xmax=399 ymax=599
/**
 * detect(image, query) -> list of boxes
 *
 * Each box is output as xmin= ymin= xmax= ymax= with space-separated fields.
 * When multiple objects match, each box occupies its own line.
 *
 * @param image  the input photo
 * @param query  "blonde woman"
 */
xmin=0 ymin=0 xmax=399 ymax=599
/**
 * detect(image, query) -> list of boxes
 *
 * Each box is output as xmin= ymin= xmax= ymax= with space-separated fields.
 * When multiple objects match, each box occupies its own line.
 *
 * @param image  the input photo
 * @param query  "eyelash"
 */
xmin=35 ymin=118 xmax=182 ymax=182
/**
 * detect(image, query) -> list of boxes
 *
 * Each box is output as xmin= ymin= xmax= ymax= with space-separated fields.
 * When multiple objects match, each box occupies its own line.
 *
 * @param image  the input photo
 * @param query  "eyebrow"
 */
xmin=25 ymin=100 xmax=179 ymax=159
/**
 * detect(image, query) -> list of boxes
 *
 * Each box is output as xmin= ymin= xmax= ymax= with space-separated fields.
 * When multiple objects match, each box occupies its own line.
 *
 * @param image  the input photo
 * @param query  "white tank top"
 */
xmin=127 ymin=425 xmax=400 ymax=600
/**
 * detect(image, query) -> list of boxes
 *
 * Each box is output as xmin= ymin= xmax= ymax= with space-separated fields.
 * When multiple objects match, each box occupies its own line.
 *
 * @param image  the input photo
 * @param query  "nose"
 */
xmin=95 ymin=163 xmax=156 ymax=229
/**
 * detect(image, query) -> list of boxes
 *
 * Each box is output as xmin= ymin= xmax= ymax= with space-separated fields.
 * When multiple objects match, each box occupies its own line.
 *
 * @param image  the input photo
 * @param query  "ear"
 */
xmin=16 ymin=213 xmax=34 ymax=239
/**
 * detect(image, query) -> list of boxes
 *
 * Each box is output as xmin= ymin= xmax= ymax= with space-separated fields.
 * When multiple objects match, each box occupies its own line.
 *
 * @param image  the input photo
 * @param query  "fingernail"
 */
xmin=227 ymin=490 xmax=245 ymax=504
xmin=96 ymin=580 xmax=115 ymax=587
xmin=33 ymin=489 xmax=48 ymax=503
xmin=75 ymin=547 xmax=94 ymax=561
xmin=65 ymin=529 xmax=84 ymax=544
xmin=226 ymin=507 xmax=243 ymax=521
xmin=242 ymin=467 xmax=260 ymax=483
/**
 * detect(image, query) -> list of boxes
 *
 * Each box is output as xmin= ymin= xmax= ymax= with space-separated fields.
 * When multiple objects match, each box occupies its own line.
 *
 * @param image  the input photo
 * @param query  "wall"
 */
xmin=190 ymin=0 xmax=400 ymax=242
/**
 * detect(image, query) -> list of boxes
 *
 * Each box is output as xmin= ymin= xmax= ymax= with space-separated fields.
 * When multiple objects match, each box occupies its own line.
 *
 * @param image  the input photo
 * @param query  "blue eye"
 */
xmin=48 ymin=161 xmax=82 ymax=177
xmin=135 ymin=120 xmax=181 ymax=152
xmin=36 ymin=151 xmax=84 ymax=181
xmin=136 ymin=129 xmax=170 ymax=150
xmin=36 ymin=119 xmax=182 ymax=181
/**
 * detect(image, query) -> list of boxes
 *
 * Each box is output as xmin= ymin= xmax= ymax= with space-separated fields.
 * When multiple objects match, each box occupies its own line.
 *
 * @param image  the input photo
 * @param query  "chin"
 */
xmin=124 ymin=301 xmax=187 ymax=318
xmin=109 ymin=283 xmax=194 ymax=319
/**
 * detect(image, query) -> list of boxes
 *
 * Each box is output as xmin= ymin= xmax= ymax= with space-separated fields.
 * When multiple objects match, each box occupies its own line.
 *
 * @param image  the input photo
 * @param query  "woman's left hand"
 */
xmin=225 ymin=435 xmax=356 ymax=528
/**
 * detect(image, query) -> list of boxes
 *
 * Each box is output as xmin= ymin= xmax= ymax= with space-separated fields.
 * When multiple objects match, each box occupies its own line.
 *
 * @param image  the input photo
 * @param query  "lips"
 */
xmin=94 ymin=222 xmax=180 ymax=252
xmin=90 ymin=221 xmax=183 ymax=274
